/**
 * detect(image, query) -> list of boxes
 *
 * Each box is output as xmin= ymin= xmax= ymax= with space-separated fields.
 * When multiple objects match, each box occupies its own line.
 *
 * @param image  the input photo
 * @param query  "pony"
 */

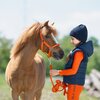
xmin=5 ymin=21 xmax=64 ymax=100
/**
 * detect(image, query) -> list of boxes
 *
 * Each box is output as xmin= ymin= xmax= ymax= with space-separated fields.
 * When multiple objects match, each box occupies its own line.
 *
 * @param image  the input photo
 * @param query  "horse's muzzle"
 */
xmin=53 ymin=50 xmax=64 ymax=60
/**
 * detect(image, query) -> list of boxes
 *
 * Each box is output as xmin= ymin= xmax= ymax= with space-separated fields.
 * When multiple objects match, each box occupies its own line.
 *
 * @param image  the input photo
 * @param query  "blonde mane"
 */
xmin=10 ymin=22 xmax=41 ymax=58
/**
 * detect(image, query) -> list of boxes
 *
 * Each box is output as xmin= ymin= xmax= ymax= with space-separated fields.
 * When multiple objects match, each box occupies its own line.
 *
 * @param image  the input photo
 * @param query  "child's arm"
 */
xmin=59 ymin=51 xmax=84 ymax=76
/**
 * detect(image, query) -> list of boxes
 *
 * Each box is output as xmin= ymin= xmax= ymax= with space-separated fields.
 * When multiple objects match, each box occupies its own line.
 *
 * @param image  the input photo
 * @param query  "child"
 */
xmin=50 ymin=24 xmax=94 ymax=100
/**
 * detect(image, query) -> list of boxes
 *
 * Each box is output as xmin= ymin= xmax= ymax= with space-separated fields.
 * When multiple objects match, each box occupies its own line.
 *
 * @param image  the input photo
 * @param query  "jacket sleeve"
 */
xmin=59 ymin=51 xmax=84 ymax=76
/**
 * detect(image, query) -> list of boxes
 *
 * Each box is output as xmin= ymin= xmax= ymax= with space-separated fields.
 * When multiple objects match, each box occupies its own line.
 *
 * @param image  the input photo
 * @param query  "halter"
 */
xmin=40 ymin=32 xmax=60 ymax=57
xmin=40 ymin=31 xmax=67 ymax=95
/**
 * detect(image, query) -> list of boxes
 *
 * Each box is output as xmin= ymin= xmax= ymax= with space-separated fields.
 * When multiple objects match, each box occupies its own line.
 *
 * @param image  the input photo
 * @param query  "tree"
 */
xmin=0 ymin=35 xmax=12 ymax=72
xmin=87 ymin=37 xmax=100 ymax=73
xmin=89 ymin=37 xmax=100 ymax=47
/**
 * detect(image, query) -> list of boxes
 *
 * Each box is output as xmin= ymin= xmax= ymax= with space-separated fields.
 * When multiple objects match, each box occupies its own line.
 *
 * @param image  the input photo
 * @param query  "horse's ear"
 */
xmin=40 ymin=20 xmax=49 ymax=29
xmin=44 ymin=20 xmax=49 ymax=26
xmin=51 ymin=22 xmax=54 ymax=26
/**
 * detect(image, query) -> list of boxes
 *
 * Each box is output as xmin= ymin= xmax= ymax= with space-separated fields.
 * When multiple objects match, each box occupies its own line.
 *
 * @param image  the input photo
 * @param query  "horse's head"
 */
xmin=39 ymin=21 xmax=64 ymax=60
xmin=10 ymin=21 xmax=64 ymax=60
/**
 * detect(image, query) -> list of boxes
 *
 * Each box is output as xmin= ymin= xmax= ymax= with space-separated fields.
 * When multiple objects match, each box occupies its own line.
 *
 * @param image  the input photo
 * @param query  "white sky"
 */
xmin=0 ymin=0 xmax=100 ymax=41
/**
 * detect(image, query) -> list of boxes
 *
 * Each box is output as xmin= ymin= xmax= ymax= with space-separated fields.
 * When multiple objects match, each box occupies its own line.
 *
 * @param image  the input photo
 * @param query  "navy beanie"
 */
xmin=70 ymin=24 xmax=88 ymax=42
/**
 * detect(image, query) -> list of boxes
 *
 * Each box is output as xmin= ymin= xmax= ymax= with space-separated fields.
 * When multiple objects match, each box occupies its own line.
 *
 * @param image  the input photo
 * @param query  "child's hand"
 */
xmin=50 ymin=70 xmax=59 ymax=76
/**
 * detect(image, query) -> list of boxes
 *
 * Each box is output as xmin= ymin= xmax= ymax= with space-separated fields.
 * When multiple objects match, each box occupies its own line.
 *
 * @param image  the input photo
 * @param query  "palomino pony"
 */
xmin=5 ymin=21 xmax=64 ymax=100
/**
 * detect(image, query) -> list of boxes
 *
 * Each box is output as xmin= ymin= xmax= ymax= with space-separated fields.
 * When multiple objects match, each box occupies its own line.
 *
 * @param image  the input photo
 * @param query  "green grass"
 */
xmin=0 ymin=73 xmax=99 ymax=100
xmin=0 ymin=73 xmax=11 ymax=100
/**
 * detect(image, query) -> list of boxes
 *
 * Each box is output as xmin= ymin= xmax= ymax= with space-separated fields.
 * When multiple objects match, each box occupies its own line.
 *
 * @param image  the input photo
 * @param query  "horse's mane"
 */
xmin=10 ymin=22 xmax=41 ymax=58
xmin=10 ymin=22 xmax=58 ymax=58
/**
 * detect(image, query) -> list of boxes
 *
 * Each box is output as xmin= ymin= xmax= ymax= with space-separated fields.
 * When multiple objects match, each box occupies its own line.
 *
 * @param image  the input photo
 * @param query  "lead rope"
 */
xmin=48 ymin=58 xmax=54 ymax=86
xmin=48 ymin=58 xmax=68 ymax=95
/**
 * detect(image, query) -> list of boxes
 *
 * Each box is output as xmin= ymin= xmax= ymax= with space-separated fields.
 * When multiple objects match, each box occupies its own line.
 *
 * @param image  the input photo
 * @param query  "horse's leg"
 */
xmin=33 ymin=96 xmax=36 ymax=100
xmin=20 ymin=92 xmax=25 ymax=100
xmin=23 ymin=91 xmax=33 ymax=100
xmin=12 ymin=90 xmax=19 ymax=100
xmin=35 ymin=91 xmax=42 ymax=100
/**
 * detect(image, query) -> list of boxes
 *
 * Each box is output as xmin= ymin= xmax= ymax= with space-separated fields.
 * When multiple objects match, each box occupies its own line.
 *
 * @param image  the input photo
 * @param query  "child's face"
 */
xmin=70 ymin=36 xmax=81 ymax=46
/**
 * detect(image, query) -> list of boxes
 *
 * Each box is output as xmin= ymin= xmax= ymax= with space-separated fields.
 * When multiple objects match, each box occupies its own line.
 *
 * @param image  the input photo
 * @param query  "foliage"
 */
xmin=59 ymin=36 xmax=100 ymax=74
xmin=87 ymin=37 xmax=100 ymax=73
xmin=0 ymin=31 xmax=100 ymax=75
xmin=38 ymin=36 xmax=73 ymax=76
xmin=0 ymin=34 xmax=12 ymax=72
xmin=0 ymin=32 xmax=100 ymax=100
xmin=39 ymin=35 xmax=100 ymax=75
xmin=89 ymin=36 xmax=100 ymax=47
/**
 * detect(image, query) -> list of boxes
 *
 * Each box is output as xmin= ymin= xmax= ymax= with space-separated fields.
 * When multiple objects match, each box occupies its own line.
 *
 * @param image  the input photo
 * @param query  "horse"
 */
xmin=5 ymin=21 xmax=64 ymax=100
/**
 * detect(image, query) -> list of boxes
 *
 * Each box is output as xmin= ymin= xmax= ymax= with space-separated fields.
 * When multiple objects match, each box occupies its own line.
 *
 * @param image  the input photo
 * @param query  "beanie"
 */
xmin=70 ymin=24 xmax=88 ymax=42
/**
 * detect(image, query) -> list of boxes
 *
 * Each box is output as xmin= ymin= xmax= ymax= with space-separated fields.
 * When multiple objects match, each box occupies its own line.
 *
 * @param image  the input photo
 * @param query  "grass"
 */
xmin=0 ymin=73 xmax=99 ymax=100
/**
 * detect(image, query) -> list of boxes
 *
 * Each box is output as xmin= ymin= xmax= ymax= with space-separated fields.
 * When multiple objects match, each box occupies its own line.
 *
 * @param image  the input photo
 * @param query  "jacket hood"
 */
xmin=78 ymin=40 xmax=94 ymax=57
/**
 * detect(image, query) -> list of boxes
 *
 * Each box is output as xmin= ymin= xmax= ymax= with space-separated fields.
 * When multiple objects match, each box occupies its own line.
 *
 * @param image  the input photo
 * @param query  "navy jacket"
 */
xmin=63 ymin=41 xmax=93 ymax=85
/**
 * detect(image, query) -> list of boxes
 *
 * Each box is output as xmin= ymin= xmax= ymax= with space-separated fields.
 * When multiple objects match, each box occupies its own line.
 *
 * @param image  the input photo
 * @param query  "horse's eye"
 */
xmin=45 ymin=35 xmax=50 ymax=38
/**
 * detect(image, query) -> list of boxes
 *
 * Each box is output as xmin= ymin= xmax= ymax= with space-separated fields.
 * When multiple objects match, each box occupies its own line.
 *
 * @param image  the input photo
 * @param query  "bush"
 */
xmin=0 ymin=35 xmax=12 ymax=72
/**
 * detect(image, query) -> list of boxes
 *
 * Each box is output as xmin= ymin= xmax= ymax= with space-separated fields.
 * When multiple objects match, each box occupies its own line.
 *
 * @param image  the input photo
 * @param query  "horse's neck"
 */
xmin=11 ymin=27 xmax=42 ymax=69
xmin=15 ymin=38 xmax=41 ymax=69
xmin=20 ymin=43 xmax=40 ymax=65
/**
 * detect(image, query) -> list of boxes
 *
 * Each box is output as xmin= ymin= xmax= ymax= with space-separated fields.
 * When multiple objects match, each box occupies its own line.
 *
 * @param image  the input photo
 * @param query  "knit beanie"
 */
xmin=70 ymin=24 xmax=88 ymax=42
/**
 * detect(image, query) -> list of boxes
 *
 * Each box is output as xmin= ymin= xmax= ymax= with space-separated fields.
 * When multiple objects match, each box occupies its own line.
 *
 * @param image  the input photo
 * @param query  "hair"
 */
xmin=10 ymin=22 xmax=58 ymax=58
xmin=10 ymin=22 xmax=41 ymax=58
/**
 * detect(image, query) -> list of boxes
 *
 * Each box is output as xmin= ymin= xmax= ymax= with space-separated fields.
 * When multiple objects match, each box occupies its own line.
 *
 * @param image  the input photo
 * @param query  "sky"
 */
xmin=0 ymin=0 xmax=100 ymax=41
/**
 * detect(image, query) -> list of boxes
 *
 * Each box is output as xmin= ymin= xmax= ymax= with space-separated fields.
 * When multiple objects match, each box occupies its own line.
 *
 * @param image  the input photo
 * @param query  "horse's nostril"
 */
xmin=53 ymin=50 xmax=64 ymax=60
xmin=53 ymin=52 xmax=58 ymax=57
xmin=59 ymin=50 xmax=64 ymax=58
